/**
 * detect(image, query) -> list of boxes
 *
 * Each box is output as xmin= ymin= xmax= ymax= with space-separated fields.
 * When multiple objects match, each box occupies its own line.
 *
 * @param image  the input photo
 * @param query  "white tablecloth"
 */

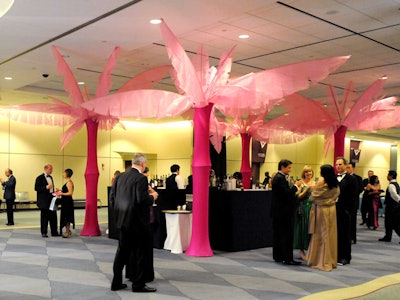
xmin=163 ymin=211 xmax=192 ymax=254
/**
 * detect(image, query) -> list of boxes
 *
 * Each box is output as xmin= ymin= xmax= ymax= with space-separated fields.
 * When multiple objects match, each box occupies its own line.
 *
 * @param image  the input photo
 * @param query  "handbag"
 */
xmin=49 ymin=196 xmax=58 ymax=211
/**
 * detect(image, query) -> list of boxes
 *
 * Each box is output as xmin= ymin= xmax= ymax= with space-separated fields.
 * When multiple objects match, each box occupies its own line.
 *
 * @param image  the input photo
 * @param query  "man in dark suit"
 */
xmin=271 ymin=159 xmax=301 ymax=265
xmin=111 ymin=153 xmax=159 ymax=293
xmin=35 ymin=163 xmax=58 ymax=237
xmin=1 ymin=168 xmax=16 ymax=226
xmin=379 ymin=170 xmax=400 ymax=242
xmin=346 ymin=163 xmax=363 ymax=244
xmin=335 ymin=157 xmax=357 ymax=265
xmin=360 ymin=170 xmax=374 ymax=225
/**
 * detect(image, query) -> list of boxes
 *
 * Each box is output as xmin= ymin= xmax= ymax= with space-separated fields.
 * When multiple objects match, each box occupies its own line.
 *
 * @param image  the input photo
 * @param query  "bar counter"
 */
xmin=209 ymin=188 xmax=272 ymax=252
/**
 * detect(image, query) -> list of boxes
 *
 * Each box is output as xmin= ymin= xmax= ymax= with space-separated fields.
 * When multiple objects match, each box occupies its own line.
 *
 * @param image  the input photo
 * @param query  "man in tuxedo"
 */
xmin=379 ymin=170 xmax=400 ymax=242
xmin=111 ymin=153 xmax=159 ymax=293
xmin=335 ymin=157 xmax=357 ymax=265
xmin=346 ymin=163 xmax=363 ymax=244
xmin=34 ymin=163 xmax=58 ymax=237
xmin=271 ymin=159 xmax=301 ymax=265
xmin=1 ymin=168 xmax=16 ymax=225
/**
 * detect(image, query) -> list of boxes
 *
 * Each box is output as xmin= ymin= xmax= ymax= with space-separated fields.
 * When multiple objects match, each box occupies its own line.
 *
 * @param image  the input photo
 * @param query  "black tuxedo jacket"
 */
xmin=337 ymin=173 xmax=357 ymax=212
xmin=112 ymin=168 xmax=155 ymax=233
xmin=35 ymin=173 xmax=53 ymax=209
xmin=271 ymin=172 xmax=298 ymax=218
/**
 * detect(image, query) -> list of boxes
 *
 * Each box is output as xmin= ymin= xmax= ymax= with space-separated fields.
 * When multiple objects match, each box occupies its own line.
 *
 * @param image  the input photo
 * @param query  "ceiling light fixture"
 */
xmin=0 ymin=0 xmax=14 ymax=18
xmin=381 ymin=75 xmax=388 ymax=80
xmin=4 ymin=76 xmax=12 ymax=80
xmin=78 ymin=82 xmax=85 ymax=85
xmin=238 ymin=34 xmax=250 ymax=39
xmin=150 ymin=19 xmax=161 ymax=25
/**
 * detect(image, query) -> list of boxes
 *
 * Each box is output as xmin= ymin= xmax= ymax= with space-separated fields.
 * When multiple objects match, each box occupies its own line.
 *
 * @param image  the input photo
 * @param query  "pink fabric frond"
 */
xmin=344 ymin=79 xmax=385 ymax=129
xmin=207 ymin=46 xmax=235 ymax=99
xmin=229 ymin=56 xmax=349 ymax=101
xmin=160 ymin=19 xmax=205 ymax=106
xmin=191 ymin=46 xmax=210 ymax=92
xmin=60 ymin=120 xmax=85 ymax=149
xmin=268 ymin=93 xmax=337 ymax=134
xmin=117 ymin=65 xmax=173 ymax=92
xmin=82 ymin=89 xmax=193 ymax=119
xmin=95 ymin=46 xmax=121 ymax=98
xmin=51 ymin=46 xmax=84 ymax=106
xmin=340 ymin=81 xmax=356 ymax=118
xmin=358 ymin=104 xmax=400 ymax=131
xmin=209 ymin=108 xmax=226 ymax=153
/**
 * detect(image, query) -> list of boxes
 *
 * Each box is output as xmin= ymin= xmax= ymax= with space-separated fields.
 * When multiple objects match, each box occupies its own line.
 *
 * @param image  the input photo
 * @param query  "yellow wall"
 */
xmin=0 ymin=116 xmax=395 ymax=204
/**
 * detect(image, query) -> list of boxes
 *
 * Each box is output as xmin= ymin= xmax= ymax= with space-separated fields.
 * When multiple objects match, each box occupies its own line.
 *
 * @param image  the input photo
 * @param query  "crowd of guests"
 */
xmin=271 ymin=157 xmax=400 ymax=272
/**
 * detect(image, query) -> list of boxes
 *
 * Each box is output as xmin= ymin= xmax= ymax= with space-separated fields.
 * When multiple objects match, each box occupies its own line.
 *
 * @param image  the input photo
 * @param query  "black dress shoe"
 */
xmin=282 ymin=260 xmax=301 ymax=265
xmin=337 ymin=259 xmax=350 ymax=266
xmin=6 ymin=223 xmax=14 ymax=226
xmin=52 ymin=233 xmax=60 ymax=237
xmin=379 ymin=237 xmax=391 ymax=242
xmin=42 ymin=234 xmax=48 ymax=238
xmin=359 ymin=222 xmax=365 ymax=225
xmin=274 ymin=259 xmax=283 ymax=263
xmin=111 ymin=283 xmax=127 ymax=291
xmin=132 ymin=285 xmax=157 ymax=293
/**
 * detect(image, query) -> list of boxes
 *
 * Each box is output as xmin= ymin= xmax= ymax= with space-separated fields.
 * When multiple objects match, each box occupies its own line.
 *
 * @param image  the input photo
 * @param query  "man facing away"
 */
xmin=379 ymin=170 xmax=400 ymax=242
xmin=335 ymin=157 xmax=357 ymax=265
xmin=1 ymin=168 xmax=16 ymax=226
xmin=111 ymin=153 xmax=159 ymax=293
xmin=34 ymin=164 xmax=58 ymax=237
xmin=271 ymin=159 xmax=301 ymax=265
xmin=360 ymin=170 xmax=374 ymax=226
xmin=166 ymin=164 xmax=185 ymax=190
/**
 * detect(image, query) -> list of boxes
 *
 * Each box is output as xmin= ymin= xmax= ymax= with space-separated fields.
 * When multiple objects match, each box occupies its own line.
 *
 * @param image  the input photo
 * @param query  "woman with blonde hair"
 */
xmin=293 ymin=165 xmax=315 ymax=260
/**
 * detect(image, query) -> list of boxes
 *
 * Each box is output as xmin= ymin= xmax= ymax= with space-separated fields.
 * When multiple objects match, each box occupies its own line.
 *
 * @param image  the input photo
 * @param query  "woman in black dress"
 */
xmin=59 ymin=168 xmax=75 ymax=238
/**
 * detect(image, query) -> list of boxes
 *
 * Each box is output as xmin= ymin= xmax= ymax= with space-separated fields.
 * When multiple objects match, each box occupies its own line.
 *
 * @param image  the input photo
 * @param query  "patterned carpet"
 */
xmin=0 ymin=209 xmax=399 ymax=300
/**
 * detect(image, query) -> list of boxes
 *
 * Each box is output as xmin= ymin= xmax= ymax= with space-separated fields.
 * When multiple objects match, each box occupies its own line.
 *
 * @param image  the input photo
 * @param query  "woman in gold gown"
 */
xmin=307 ymin=164 xmax=340 ymax=272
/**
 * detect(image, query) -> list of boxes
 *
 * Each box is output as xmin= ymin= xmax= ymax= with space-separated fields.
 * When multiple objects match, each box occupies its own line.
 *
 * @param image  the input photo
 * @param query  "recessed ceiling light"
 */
xmin=0 ymin=0 xmax=14 ymax=18
xmin=238 ymin=34 xmax=249 ymax=39
xmin=150 ymin=19 xmax=161 ymax=25
xmin=4 ymin=76 xmax=12 ymax=80
xmin=78 ymin=81 xmax=85 ymax=85
xmin=381 ymin=75 xmax=388 ymax=80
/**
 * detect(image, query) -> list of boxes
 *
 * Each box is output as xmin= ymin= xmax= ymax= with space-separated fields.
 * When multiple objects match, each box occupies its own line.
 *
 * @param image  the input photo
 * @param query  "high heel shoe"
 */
xmin=63 ymin=229 xmax=71 ymax=238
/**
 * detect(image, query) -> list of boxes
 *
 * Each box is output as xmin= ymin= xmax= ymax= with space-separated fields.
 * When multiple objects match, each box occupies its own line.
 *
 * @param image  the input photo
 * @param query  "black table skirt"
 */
xmin=209 ymin=189 xmax=273 ymax=251
xmin=108 ymin=187 xmax=273 ymax=252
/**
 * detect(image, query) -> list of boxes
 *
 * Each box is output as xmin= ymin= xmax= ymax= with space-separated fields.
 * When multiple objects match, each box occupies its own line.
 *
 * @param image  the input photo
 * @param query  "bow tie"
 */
xmin=337 ymin=173 xmax=345 ymax=178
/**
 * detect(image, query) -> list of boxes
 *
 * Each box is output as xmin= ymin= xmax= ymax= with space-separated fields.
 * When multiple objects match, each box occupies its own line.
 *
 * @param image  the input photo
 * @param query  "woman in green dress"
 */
xmin=293 ymin=165 xmax=315 ymax=260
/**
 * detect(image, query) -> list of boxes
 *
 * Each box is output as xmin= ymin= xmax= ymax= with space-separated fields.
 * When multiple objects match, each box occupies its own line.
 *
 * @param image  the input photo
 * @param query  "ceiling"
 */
xmin=0 ymin=0 xmax=400 ymax=142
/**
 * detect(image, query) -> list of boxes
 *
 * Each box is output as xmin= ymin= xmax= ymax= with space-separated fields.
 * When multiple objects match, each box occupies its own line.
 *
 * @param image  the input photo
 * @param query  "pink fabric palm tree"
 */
xmin=159 ymin=20 xmax=349 ymax=256
xmin=263 ymin=79 xmax=398 ymax=160
xmin=1 ymin=46 xmax=186 ymax=236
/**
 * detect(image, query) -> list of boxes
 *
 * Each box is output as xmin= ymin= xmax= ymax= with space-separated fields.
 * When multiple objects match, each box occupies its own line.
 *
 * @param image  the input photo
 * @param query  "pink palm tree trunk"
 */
xmin=334 ymin=125 xmax=347 ymax=164
xmin=240 ymin=133 xmax=252 ymax=189
xmin=80 ymin=119 xmax=101 ymax=236
xmin=185 ymin=104 xmax=213 ymax=257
